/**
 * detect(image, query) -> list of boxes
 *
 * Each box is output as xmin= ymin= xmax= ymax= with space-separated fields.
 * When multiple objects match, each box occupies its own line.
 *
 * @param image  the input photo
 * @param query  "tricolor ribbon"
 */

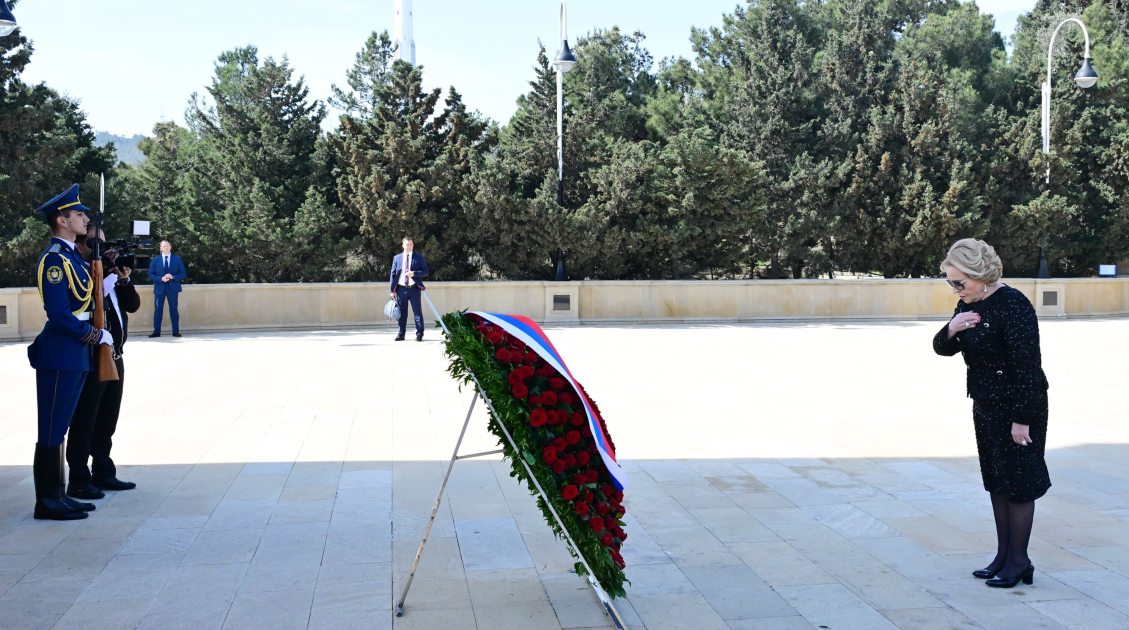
xmin=471 ymin=312 xmax=629 ymax=491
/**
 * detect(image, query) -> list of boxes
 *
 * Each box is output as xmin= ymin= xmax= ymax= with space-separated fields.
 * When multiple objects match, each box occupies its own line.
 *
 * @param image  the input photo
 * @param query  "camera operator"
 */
xmin=65 ymin=230 xmax=140 ymax=499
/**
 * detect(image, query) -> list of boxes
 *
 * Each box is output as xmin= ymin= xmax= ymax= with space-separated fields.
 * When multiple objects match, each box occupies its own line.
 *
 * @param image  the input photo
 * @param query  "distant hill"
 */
xmin=95 ymin=132 xmax=147 ymax=165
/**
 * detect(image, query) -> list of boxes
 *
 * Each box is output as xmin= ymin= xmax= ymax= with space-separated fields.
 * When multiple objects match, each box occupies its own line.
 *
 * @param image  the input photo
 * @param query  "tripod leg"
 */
xmin=396 ymin=394 xmax=477 ymax=616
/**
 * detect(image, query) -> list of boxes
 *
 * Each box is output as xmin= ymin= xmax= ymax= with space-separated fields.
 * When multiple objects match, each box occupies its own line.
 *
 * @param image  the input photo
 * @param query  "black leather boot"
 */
xmin=33 ymin=446 xmax=87 ymax=521
xmin=59 ymin=444 xmax=97 ymax=510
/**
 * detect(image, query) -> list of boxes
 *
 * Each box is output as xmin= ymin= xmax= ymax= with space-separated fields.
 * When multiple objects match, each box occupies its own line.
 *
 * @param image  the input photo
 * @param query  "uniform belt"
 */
xmin=76 ymin=312 xmax=91 ymax=321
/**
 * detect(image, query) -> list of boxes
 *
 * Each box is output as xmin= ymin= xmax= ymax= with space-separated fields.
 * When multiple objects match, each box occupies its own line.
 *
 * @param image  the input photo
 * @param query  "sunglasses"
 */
xmin=946 ymin=279 xmax=967 ymax=290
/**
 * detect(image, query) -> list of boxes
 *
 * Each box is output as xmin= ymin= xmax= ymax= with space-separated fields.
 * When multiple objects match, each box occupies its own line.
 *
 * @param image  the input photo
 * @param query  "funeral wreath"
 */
xmin=440 ymin=311 xmax=629 ymax=597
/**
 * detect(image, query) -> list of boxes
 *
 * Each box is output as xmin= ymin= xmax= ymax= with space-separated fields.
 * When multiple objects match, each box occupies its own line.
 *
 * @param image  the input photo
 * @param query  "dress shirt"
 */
xmin=103 ymin=275 xmax=120 ymax=324
xmin=398 ymin=252 xmax=414 ymax=287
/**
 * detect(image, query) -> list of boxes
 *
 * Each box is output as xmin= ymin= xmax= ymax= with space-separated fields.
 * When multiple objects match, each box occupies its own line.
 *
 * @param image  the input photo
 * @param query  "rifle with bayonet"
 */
xmin=91 ymin=173 xmax=119 ymax=382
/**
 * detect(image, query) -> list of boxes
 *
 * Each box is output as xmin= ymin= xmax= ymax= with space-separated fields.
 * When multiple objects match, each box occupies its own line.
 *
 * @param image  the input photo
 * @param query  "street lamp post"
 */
xmin=0 ymin=2 xmax=18 ymax=37
xmin=551 ymin=0 xmax=576 ymax=282
xmin=1037 ymin=17 xmax=1098 ymax=278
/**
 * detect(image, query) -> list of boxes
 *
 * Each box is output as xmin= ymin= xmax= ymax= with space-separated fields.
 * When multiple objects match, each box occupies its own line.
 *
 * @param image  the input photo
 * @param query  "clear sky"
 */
xmin=13 ymin=0 xmax=1037 ymax=137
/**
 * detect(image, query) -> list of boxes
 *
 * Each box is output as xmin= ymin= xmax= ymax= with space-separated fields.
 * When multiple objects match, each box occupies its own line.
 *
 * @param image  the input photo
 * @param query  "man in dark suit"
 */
xmin=389 ymin=236 xmax=428 ymax=341
xmin=66 ymin=231 xmax=141 ymax=499
xmin=147 ymin=239 xmax=186 ymax=337
xmin=28 ymin=185 xmax=115 ymax=521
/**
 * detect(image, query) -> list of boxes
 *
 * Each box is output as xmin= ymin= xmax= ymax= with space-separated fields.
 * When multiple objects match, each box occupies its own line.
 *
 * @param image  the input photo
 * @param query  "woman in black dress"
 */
xmin=933 ymin=238 xmax=1050 ymax=589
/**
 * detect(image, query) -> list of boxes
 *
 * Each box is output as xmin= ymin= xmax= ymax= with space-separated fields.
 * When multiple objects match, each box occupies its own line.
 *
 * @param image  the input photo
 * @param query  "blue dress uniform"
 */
xmin=28 ymin=185 xmax=105 ymax=521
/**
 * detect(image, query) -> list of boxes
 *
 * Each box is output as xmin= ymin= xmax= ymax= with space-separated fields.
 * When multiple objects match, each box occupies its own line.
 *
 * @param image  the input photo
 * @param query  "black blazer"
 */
xmin=389 ymin=252 xmax=429 ymax=293
xmin=933 ymin=285 xmax=1048 ymax=424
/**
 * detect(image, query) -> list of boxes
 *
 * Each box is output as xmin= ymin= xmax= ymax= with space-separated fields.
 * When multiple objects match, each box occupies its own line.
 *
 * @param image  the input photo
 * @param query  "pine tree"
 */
xmin=0 ymin=5 xmax=116 ymax=286
xmin=691 ymin=0 xmax=826 ymax=278
xmin=177 ymin=46 xmax=342 ymax=282
xmin=333 ymin=34 xmax=495 ymax=280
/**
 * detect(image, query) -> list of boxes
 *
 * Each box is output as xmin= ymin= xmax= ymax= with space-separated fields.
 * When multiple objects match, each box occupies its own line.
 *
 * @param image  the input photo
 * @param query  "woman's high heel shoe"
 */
xmin=986 ymin=564 xmax=1034 ymax=588
xmin=972 ymin=567 xmax=1000 ymax=579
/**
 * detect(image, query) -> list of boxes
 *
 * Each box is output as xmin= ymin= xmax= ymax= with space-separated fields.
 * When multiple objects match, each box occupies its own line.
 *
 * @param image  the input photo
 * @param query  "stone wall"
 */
xmin=2 ymin=277 xmax=1127 ymax=341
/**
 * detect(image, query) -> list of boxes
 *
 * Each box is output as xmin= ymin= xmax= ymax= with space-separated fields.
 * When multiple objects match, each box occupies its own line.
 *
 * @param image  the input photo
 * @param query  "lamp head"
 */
xmin=1075 ymin=57 xmax=1098 ymax=89
xmin=553 ymin=39 xmax=577 ymax=73
xmin=0 ymin=2 xmax=16 ymax=37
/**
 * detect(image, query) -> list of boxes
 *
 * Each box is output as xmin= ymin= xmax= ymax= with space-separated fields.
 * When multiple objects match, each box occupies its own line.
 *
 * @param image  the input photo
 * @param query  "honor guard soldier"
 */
xmin=27 ymin=185 xmax=114 ymax=521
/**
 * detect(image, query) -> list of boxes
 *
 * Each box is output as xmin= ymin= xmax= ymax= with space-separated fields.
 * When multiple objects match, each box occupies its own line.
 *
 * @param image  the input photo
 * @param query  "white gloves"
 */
xmin=98 ymin=329 xmax=113 ymax=346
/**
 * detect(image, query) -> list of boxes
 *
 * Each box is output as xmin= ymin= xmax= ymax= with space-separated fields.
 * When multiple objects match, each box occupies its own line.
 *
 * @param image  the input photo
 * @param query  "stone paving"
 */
xmin=0 ymin=318 xmax=1128 ymax=630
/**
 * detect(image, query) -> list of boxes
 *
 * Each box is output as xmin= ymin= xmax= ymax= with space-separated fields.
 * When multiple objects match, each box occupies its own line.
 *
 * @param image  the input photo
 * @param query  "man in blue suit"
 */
xmin=147 ymin=239 xmax=186 ymax=337
xmin=389 ymin=236 xmax=428 ymax=341
xmin=28 ymin=185 xmax=115 ymax=520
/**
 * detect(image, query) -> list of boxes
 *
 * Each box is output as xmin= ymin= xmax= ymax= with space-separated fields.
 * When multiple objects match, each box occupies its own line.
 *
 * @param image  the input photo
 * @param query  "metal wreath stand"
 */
xmin=393 ymin=292 xmax=628 ymax=630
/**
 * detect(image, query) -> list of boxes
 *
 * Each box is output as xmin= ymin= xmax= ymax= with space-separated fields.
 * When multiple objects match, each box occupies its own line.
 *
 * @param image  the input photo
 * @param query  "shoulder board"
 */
xmin=48 ymin=243 xmax=62 ymax=253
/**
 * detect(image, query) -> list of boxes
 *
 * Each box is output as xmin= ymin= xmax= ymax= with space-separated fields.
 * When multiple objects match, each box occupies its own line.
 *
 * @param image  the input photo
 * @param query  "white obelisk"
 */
xmin=394 ymin=0 xmax=415 ymax=65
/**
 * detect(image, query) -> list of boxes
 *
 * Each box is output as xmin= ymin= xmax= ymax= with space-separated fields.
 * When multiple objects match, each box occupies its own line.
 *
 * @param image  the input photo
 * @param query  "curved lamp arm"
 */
xmin=1047 ymin=18 xmax=1091 ymax=91
xmin=1043 ymin=18 xmax=1093 ymax=182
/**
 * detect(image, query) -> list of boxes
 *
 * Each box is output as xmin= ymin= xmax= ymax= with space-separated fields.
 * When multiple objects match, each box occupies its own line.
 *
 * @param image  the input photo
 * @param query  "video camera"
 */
xmin=103 ymin=238 xmax=154 ymax=270
xmin=84 ymin=220 xmax=154 ymax=271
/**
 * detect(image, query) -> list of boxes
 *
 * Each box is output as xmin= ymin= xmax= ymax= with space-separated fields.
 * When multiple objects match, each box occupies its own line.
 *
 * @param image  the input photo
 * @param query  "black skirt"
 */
xmin=972 ymin=395 xmax=1051 ymax=502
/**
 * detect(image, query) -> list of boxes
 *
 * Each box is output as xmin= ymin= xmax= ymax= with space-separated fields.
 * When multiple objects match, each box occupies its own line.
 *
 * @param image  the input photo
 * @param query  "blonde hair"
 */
xmin=940 ymin=238 xmax=1003 ymax=284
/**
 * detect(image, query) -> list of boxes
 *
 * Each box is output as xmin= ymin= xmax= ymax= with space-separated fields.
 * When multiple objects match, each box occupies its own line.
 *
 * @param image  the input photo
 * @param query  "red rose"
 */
xmin=552 ymin=460 xmax=567 ymax=474
xmin=542 ymin=448 xmax=557 ymax=464
xmin=574 ymin=473 xmax=588 ymax=486
xmin=585 ymin=469 xmax=599 ymax=483
xmin=610 ymin=550 xmax=624 ymax=568
xmin=528 ymin=394 xmax=542 ymax=406
xmin=618 ymin=530 xmax=627 ymax=542
xmin=553 ymin=410 xmax=567 ymax=425
xmin=535 ymin=365 xmax=553 ymax=378
xmin=520 ymin=365 xmax=535 ymax=378
xmin=512 ymin=340 xmax=527 ymax=351
xmin=571 ymin=413 xmax=584 ymax=427
xmin=487 ymin=332 xmax=504 ymax=346
xmin=551 ymin=438 xmax=567 ymax=451
xmin=549 ymin=377 xmax=565 ymax=391
xmin=565 ymin=431 xmax=580 ymax=445
xmin=522 ymin=352 xmax=537 ymax=365
xmin=574 ymin=502 xmax=590 ymax=516
xmin=529 ymin=409 xmax=547 ymax=427
xmin=615 ymin=491 xmax=624 ymax=503
xmin=562 ymin=453 xmax=576 ymax=468
xmin=576 ymin=452 xmax=590 ymax=466
xmin=601 ymin=533 xmax=614 ymax=546
xmin=540 ymin=391 xmax=557 ymax=406
xmin=560 ymin=393 xmax=573 ymax=405
xmin=600 ymin=485 xmax=615 ymax=497
xmin=583 ymin=491 xmax=594 ymax=503
xmin=562 ymin=485 xmax=579 ymax=500
xmin=595 ymin=502 xmax=609 ymax=515
xmin=512 ymin=383 xmax=528 ymax=398
xmin=581 ymin=425 xmax=592 ymax=438
xmin=495 ymin=348 xmax=511 ymax=363
xmin=508 ymin=371 xmax=524 ymax=386
xmin=589 ymin=517 xmax=605 ymax=532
